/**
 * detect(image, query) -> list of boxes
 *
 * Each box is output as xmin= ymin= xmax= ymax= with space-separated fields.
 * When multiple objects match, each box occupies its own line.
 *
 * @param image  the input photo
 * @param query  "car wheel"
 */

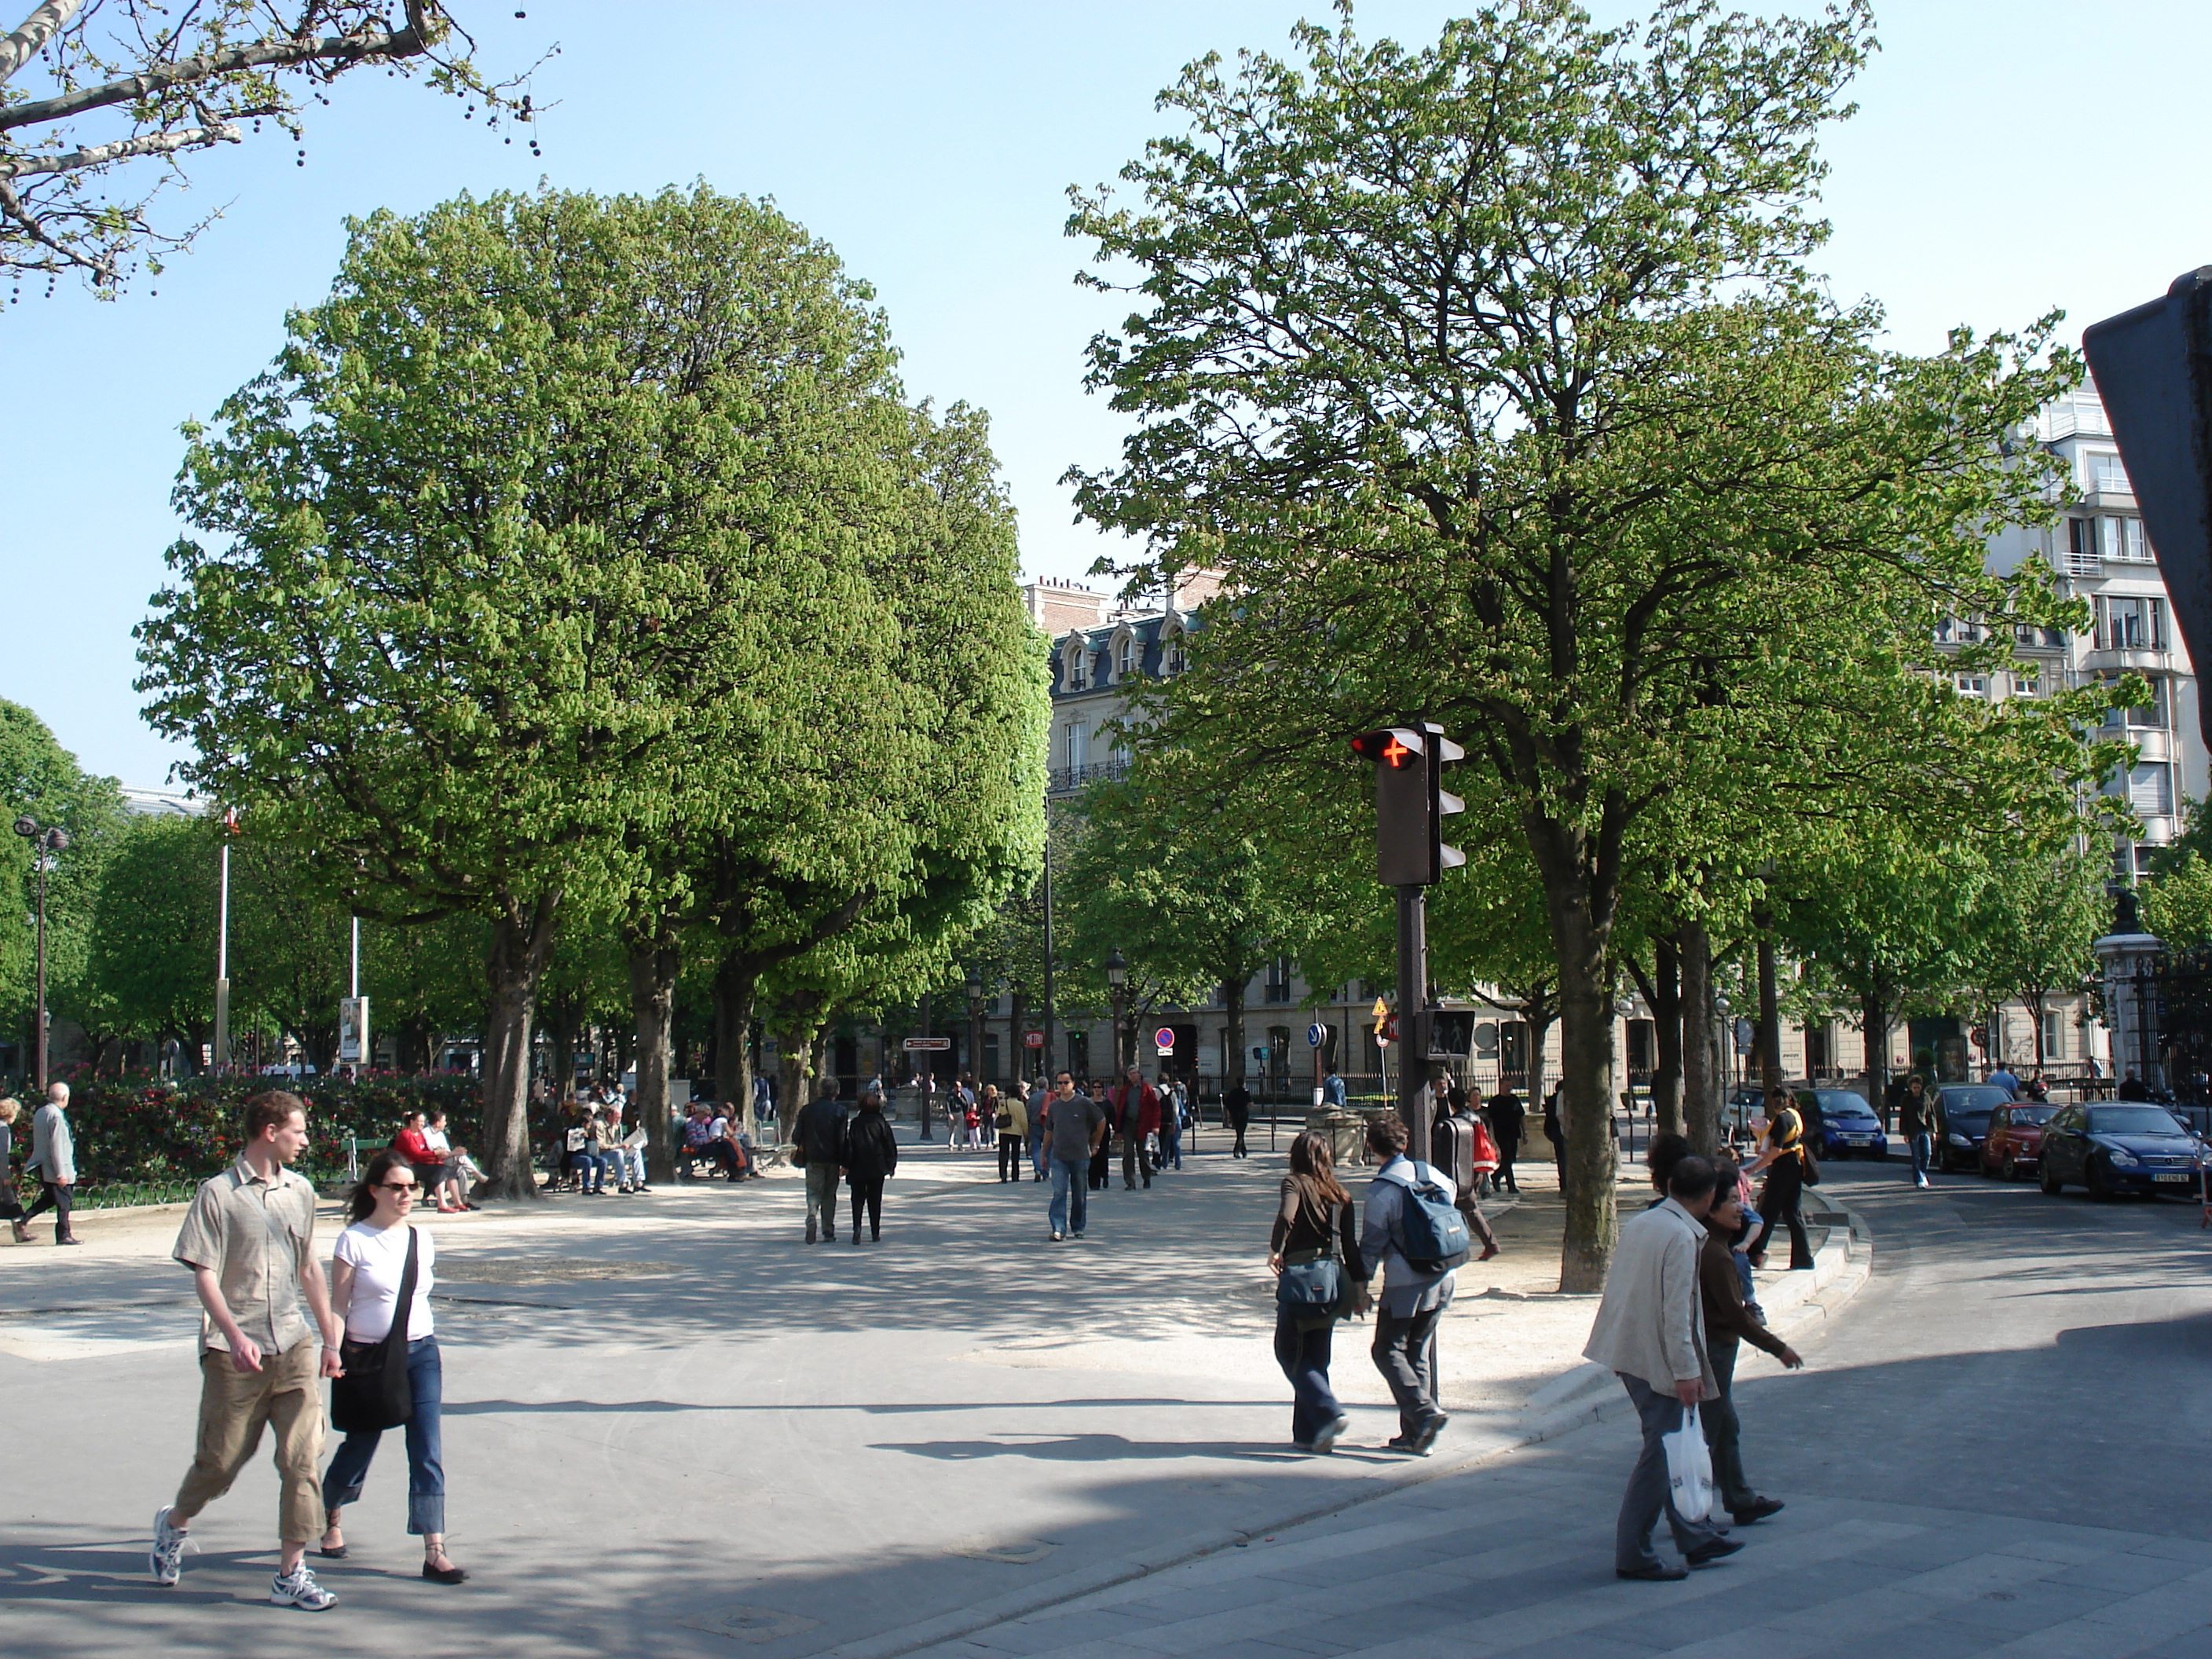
xmin=2041 ymin=1165 xmax=2062 ymax=1195
xmin=2002 ymin=1155 xmax=2020 ymax=1182
xmin=2087 ymin=1159 xmax=2115 ymax=1202
xmin=1867 ymin=1143 xmax=1887 ymax=1161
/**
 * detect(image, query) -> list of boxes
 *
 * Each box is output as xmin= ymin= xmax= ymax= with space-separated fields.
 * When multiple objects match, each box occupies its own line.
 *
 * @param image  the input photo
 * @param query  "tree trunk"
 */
xmin=1551 ymin=903 xmax=1617 ymax=1294
xmin=1526 ymin=993 xmax=1556 ymax=1104
xmin=1223 ymin=976 xmax=1246 ymax=1112
xmin=1755 ymin=918 xmax=1782 ymax=1093
xmin=1679 ymin=918 xmax=1720 ymax=1154
xmin=1009 ymin=987 xmax=1029 ymax=1085
xmin=479 ymin=895 xmax=562 ymax=1199
xmin=2027 ymin=988 xmax=2048 ymax=1073
xmin=712 ymin=954 xmax=759 ymax=1141
xmin=1648 ymin=937 xmax=1684 ymax=1135
xmin=1863 ymin=986 xmax=1892 ymax=1130
xmin=628 ymin=931 xmax=680 ymax=1186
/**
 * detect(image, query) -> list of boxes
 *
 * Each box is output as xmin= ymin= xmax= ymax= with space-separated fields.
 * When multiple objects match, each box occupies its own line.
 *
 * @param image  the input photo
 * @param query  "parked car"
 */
xmin=1797 ymin=1088 xmax=1886 ymax=1159
xmin=1980 ymin=1101 xmax=2060 ymax=1181
xmin=1933 ymin=1083 xmax=2014 ymax=1172
xmin=2039 ymin=1103 xmax=2207 ymax=1199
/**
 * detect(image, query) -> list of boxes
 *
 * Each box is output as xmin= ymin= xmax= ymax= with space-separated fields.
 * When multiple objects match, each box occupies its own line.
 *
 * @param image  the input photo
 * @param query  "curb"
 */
xmin=824 ymin=1203 xmax=1879 ymax=1659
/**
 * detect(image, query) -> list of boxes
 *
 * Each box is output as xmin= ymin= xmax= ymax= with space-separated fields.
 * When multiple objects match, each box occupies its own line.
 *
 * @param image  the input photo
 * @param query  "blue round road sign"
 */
xmin=1306 ymin=1023 xmax=1327 ymax=1047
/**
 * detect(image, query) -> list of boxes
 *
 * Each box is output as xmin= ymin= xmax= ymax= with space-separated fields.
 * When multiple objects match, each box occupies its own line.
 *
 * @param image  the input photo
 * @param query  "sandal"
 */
xmin=422 ymin=1548 xmax=467 ymax=1585
xmin=317 ymin=1516 xmax=347 ymax=1558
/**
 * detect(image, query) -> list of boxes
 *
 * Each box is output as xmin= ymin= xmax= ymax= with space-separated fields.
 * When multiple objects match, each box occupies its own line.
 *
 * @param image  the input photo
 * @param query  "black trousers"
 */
xmin=1229 ymin=1116 xmax=1249 ymax=1157
xmin=848 ymin=1174 xmax=885 ymax=1240
xmin=1752 ymin=1170 xmax=1812 ymax=1269
xmin=1495 ymin=1141 xmax=1520 ymax=1192
xmin=997 ymin=1132 xmax=1024 ymax=1181
xmin=1088 ymin=1141 xmax=1111 ymax=1189
xmin=23 ymin=1179 xmax=72 ymax=1240
xmin=1122 ymin=1133 xmax=1152 ymax=1188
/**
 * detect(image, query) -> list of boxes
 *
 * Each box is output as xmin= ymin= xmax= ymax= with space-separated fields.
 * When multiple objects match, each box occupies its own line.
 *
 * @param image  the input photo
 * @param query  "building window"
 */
xmin=1117 ymin=636 xmax=1137 ymax=679
xmin=2041 ymin=1009 xmax=2064 ymax=1064
xmin=2128 ymin=761 xmax=2174 ymax=817
xmin=1954 ymin=673 xmax=1988 ymax=698
xmin=2097 ymin=595 xmax=2166 ymax=650
xmin=1064 ymin=645 xmax=1088 ymax=690
xmin=2066 ymin=518 xmax=2101 ymax=575
xmin=1065 ymin=723 xmax=1088 ymax=771
xmin=2089 ymin=452 xmax=2132 ymax=495
xmin=1263 ymin=955 xmax=1292 ymax=1004
xmin=1162 ymin=636 xmax=1185 ymax=675
xmin=2012 ymin=667 xmax=2041 ymax=698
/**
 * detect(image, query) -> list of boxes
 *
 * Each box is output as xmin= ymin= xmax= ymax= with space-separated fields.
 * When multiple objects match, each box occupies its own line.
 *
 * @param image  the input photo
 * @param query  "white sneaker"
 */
xmin=270 ymin=1564 xmax=337 ymax=1610
xmin=149 ymin=1506 xmax=189 ymax=1586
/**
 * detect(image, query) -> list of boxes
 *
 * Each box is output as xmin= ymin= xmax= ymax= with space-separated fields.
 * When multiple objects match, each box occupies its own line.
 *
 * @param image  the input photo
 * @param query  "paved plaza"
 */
xmin=2 ymin=1136 xmax=2207 ymax=1658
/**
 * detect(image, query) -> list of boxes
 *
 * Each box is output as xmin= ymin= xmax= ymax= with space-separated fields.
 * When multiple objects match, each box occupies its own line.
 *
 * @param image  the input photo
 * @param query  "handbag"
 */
xmin=1274 ymin=1193 xmax=1346 ymax=1312
xmin=330 ymin=1228 xmax=419 ymax=1434
xmin=1662 ymin=1402 xmax=1715 ymax=1521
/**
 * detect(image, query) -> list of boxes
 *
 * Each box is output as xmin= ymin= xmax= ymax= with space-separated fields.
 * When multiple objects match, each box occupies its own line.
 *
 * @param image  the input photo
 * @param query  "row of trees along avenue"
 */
xmin=136 ymin=186 xmax=1048 ymax=1197
xmin=1064 ymin=1 xmax=2131 ymax=1289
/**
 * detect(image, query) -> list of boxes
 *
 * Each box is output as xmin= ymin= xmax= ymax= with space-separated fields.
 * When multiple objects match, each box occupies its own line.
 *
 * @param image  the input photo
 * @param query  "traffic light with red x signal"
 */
xmin=1348 ymin=723 xmax=1466 ymax=887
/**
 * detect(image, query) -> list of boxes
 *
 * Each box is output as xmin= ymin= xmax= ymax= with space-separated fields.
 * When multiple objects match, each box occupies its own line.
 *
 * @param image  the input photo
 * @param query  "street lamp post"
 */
xmin=966 ymin=970 xmax=985 ymax=1088
xmin=12 ymin=816 xmax=69 ymax=1090
xmin=1106 ymin=948 xmax=1127 ymax=1075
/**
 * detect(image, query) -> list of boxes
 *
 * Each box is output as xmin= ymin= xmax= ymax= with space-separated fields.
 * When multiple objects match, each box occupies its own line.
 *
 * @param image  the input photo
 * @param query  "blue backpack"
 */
xmin=1383 ymin=1161 xmax=1472 ymax=1272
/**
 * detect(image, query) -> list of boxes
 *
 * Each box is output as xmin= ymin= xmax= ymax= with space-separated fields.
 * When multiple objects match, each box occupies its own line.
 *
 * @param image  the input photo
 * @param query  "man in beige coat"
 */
xmin=1583 ymin=1155 xmax=1742 ymax=1580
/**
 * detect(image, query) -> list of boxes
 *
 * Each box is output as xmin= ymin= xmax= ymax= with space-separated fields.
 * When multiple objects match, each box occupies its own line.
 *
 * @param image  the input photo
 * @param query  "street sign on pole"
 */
xmin=1023 ymin=1030 xmax=1045 ymax=1049
xmin=1306 ymin=1023 xmax=1327 ymax=1047
xmin=902 ymin=1036 xmax=953 ymax=1051
xmin=1153 ymin=1026 xmax=1174 ymax=1049
xmin=338 ymin=996 xmax=369 ymax=1067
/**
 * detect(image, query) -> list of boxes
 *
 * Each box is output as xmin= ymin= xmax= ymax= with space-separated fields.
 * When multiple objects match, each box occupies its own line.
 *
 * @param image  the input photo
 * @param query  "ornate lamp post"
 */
xmin=1107 ymin=948 xmax=1127 ymax=1075
xmin=12 ymin=816 xmax=69 ymax=1090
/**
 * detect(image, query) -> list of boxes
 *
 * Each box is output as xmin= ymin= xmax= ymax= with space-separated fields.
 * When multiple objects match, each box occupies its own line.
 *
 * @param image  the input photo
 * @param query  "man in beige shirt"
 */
xmin=150 ymin=1092 xmax=344 ymax=1610
xmin=1583 ymin=1155 xmax=1741 ymax=1581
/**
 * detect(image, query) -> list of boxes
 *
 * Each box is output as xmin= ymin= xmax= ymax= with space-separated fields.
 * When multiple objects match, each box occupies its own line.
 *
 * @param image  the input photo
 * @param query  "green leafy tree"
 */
xmin=1068 ymin=2 xmax=2107 ymax=1287
xmin=84 ymin=810 xmax=217 ymax=1065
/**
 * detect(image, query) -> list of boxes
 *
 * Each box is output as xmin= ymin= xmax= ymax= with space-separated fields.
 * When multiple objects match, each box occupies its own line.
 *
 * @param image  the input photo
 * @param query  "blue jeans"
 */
xmin=324 ymin=1335 xmax=445 ymax=1535
xmin=1909 ymin=1132 xmax=1932 ymax=1185
xmin=1273 ymin=1311 xmax=1340 ymax=1445
xmin=564 ymin=1150 xmax=603 ymax=1192
xmin=1159 ymin=1123 xmax=1182 ymax=1170
xmin=1048 ymin=1156 xmax=1087 ymax=1235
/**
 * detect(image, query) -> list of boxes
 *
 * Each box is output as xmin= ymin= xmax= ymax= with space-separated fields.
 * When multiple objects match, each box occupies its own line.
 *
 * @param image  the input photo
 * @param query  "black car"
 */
xmin=1933 ymin=1084 xmax=2014 ymax=1173
xmin=2039 ymin=1104 xmax=2207 ymax=1199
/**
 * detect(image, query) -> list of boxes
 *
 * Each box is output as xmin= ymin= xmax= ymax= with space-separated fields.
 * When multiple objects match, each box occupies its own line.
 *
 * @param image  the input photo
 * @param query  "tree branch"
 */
xmin=1 ymin=116 xmax=251 ymax=178
xmin=0 ymin=12 xmax=433 ymax=134
xmin=0 ymin=0 xmax=80 ymax=90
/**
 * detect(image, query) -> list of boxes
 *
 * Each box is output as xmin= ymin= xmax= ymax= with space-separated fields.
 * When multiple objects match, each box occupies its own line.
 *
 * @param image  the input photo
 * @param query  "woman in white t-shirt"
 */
xmin=318 ymin=1150 xmax=466 ymax=1584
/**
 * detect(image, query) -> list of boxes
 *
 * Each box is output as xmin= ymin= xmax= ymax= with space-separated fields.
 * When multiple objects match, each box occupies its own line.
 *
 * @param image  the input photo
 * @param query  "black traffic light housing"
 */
xmin=2082 ymin=268 xmax=2212 ymax=745
xmin=1349 ymin=722 xmax=1466 ymax=886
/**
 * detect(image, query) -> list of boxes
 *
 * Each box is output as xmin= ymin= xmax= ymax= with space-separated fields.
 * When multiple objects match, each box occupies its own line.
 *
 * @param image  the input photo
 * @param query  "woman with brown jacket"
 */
xmin=1700 ymin=1159 xmax=1805 ymax=1527
xmin=1267 ymin=1130 xmax=1372 ymax=1454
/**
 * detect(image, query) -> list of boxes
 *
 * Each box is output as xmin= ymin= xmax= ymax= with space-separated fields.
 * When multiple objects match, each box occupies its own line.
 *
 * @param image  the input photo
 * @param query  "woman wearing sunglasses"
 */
xmin=317 ymin=1150 xmax=465 ymax=1584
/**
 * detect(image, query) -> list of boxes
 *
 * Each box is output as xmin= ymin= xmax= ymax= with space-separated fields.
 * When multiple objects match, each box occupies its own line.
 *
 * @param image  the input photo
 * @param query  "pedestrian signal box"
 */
xmin=1350 ymin=723 xmax=1466 ymax=886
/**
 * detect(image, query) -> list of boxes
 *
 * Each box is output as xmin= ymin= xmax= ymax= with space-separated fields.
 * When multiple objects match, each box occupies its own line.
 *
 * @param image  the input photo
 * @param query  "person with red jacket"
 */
xmin=391 ymin=1111 xmax=450 ymax=1203
xmin=1112 ymin=1065 xmax=1162 ymax=1191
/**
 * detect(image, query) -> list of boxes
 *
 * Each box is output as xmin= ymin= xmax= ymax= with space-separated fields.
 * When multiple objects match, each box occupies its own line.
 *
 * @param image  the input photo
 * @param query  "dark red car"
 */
xmin=1981 ymin=1101 xmax=2060 ymax=1180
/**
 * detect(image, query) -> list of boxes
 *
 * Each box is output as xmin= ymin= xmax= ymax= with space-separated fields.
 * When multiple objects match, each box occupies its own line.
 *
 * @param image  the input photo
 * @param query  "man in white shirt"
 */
xmin=22 ymin=1081 xmax=79 ymax=1244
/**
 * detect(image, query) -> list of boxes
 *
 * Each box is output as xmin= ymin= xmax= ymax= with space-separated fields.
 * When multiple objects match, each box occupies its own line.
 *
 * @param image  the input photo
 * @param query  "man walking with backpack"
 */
xmin=1357 ymin=1115 xmax=1469 ymax=1455
xmin=793 ymin=1081 xmax=848 ymax=1244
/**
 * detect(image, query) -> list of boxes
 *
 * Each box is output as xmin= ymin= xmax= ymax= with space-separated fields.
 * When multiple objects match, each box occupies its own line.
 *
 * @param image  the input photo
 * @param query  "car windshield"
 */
xmin=1941 ymin=1087 xmax=2012 ymax=1112
xmin=1815 ymin=1093 xmax=1876 ymax=1119
xmin=2086 ymin=1107 xmax=2190 ymax=1136
xmin=2005 ymin=1105 xmax=2059 ymax=1126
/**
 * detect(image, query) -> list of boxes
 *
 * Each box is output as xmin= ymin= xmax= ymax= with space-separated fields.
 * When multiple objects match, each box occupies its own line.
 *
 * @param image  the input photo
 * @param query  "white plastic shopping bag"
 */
xmin=1663 ymin=1403 xmax=1714 ymax=1521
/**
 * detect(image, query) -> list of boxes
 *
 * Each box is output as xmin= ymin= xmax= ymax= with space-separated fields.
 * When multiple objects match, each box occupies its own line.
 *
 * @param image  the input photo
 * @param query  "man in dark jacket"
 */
xmin=1224 ymin=1080 xmax=1253 ymax=1158
xmin=1485 ymin=1086 xmax=1525 ymax=1194
xmin=1112 ymin=1065 xmax=1161 ymax=1190
xmin=840 ymin=1088 xmax=900 ymax=1244
xmin=794 ymin=1081 xmax=848 ymax=1243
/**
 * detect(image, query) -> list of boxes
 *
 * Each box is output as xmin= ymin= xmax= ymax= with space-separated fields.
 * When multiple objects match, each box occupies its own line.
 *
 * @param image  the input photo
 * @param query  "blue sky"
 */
xmin=5 ymin=0 xmax=2210 ymax=786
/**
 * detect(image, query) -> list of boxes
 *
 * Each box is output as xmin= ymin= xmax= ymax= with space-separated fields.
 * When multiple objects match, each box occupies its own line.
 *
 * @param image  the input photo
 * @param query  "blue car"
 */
xmin=2038 ymin=1103 xmax=2208 ymax=1199
xmin=1796 ymin=1088 xmax=1887 ymax=1160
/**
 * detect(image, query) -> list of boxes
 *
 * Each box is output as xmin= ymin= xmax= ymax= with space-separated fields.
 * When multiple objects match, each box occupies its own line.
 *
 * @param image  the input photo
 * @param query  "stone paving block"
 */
xmin=2126 ymin=1536 xmax=2212 ymax=1567
xmin=2044 ymin=1551 xmax=2205 ymax=1592
xmin=1921 ymin=1580 xmax=2125 ymax=1636
xmin=1807 ymin=1628 xmax=1998 ymax=1659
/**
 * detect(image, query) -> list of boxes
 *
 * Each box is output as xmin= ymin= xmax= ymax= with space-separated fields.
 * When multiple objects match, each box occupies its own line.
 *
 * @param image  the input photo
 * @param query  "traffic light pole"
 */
xmin=1396 ymin=883 xmax=1433 ymax=1161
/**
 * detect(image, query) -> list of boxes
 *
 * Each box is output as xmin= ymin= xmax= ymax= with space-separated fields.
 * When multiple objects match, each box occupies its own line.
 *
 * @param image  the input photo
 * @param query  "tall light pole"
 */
xmin=12 ymin=816 xmax=68 ymax=1090
xmin=966 ymin=969 xmax=985 ymax=1086
xmin=214 ymin=807 xmax=237 ymax=1073
xmin=1106 ymin=948 xmax=1127 ymax=1075
xmin=1041 ymin=832 xmax=1057 ymax=1080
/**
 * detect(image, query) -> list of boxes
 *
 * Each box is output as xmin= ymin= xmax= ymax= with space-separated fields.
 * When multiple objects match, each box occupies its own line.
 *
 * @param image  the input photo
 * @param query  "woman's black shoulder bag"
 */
xmin=330 ymin=1227 xmax=419 ymax=1434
